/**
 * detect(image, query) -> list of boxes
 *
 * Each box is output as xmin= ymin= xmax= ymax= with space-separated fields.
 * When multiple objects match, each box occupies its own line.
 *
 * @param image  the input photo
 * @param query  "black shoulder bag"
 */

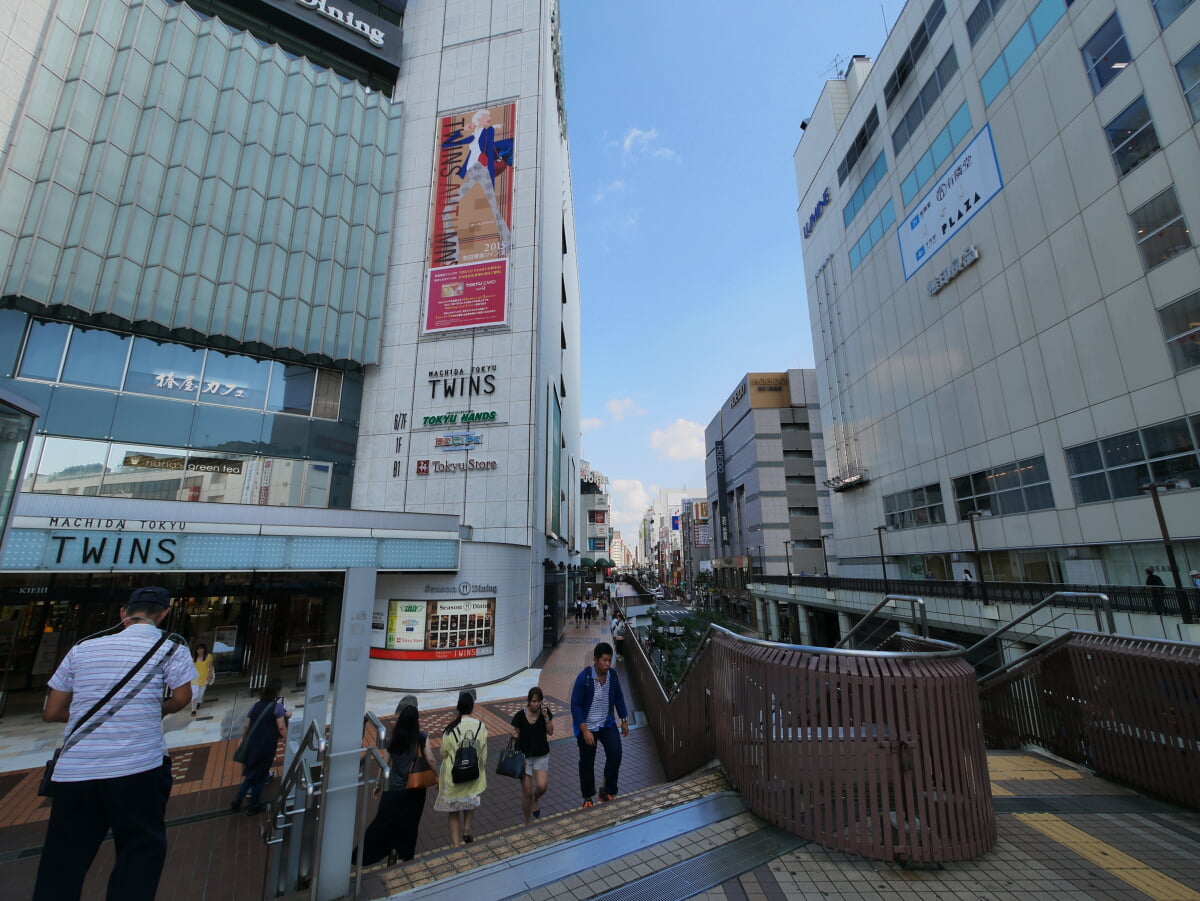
xmin=38 ymin=633 xmax=171 ymax=797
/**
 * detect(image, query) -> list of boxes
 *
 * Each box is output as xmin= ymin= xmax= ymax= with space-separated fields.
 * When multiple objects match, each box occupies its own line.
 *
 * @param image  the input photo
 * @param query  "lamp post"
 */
xmin=1141 ymin=482 xmax=1194 ymax=624
xmin=784 ymin=539 xmax=793 ymax=586
xmin=819 ymin=533 xmax=829 ymax=576
xmin=874 ymin=525 xmax=890 ymax=595
xmin=963 ymin=509 xmax=989 ymax=604
xmin=755 ymin=544 xmax=765 ymax=581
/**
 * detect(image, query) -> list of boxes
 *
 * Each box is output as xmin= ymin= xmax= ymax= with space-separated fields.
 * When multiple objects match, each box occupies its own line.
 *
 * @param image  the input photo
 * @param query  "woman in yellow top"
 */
xmin=433 ymin=691 xmax=488 ymax=846
xmin=191 ymin=643 xmax=215 ymax=716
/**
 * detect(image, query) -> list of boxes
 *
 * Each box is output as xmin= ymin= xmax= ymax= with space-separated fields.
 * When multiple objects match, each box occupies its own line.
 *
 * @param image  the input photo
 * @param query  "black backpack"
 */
xmin=451 ymin=722 xmax=483 ymax=784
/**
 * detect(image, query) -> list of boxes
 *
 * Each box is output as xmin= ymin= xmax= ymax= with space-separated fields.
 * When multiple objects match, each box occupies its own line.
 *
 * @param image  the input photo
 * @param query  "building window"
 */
xmin=843 ymin=151 xmax=888 ymax=229
xmin=883 ymin=0 xmax=948 ymax=107
xmin=1065 ymin=417 xmax=1200 ymax=503
xmin=883 ymin=482 xmax=946 ymax=529
xmin=1178 ymin=43 xmax=1200 ymax=122
xmin=953 ymin=457 xmax=1054 ymax=518
xmin=1130 ymin=186 xmax=1191 ymax=270
xmin=892 ymin=47 xmax=959 ymax=155
xmin=966 ymin=0 xmax=1007 ymax=45
xmin=1105 ymin=96 xmax=1160 ymax=176
xmin=980 ymin=0 xmax=1068 ymax=105
xmin=1159 ymin=290 xmax=1200 ymax=373
xmin=849 ymin=200 xmax=897 ymax=270
xmin=901 ymin=103 xmax=972 ymax=205
xmin=1082 ymin=14 xmax=1131 ymax=94
xmin=1152 ymin=0 xmax=1193 ymax=29
xmin=836 ymin=107 xmax=880 ymax=185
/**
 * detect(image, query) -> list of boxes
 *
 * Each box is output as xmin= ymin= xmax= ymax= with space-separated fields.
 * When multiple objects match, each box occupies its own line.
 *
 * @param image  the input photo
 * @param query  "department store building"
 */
xmin=794 ymin=0 xmax=1199 ymax=603
xmin=0 ymin=0 xmax=582 ymax=694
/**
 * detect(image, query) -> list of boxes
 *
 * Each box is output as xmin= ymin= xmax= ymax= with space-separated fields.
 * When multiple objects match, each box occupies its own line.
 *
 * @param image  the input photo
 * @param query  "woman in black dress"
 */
xmin=510 ymin=686 xmax=554 ymax=825
xmin=360 ymin=705 xmax=439 ymax=865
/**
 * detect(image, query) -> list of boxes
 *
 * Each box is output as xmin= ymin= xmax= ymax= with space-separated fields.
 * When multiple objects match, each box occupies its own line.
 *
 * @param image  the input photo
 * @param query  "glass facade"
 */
xmin=1177 ymin=43 xmax=1200 ymax=122
xmin=980 ymin=0 xmax=1067 ymax=105
xmin=953 ymin=457 xmax=1054 ymax=518
xmin=884 ymin=483 xmax=946 ymax=530
xmin=1130 ymin=187 xmax=1191 ymax=269
xmin=2 ymin=311 xmax=360 ymax=508
xmin=1159 ymin=290 xmax=1200 ymax=373
xmin=0 ymin=0 xmax=402 ymax=367
xmin=1104 ymin=97 xmax=1161 ymax=177
xmin=1081 ymin=14 xmax=1132 ymax=95
xmin=1066 ymin=417 xmax=1200 ymax=503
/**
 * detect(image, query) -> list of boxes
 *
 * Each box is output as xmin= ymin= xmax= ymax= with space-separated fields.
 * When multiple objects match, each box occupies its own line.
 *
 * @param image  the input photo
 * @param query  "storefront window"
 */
xmin=199 ymin=350 xmax=272 ymax=410
xmin=32 ymin=437 xmax=108 ymax=495
xmin=18 ymin=320 xmax=69 ymax=382
xmin=125 ymin=337 xmax=205 ymax=401
xmin=61 ymin=327 xmax=130 ymax=390
xmin=268 ymin=364 xmax=316 ymax=415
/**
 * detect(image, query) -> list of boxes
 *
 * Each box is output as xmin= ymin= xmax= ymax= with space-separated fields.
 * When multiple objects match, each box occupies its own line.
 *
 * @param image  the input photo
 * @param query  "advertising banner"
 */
xmin=898 ymin=125 xmax=1003 ymax=280
xmin=425 ymin=103 xmax=515 ymax=334
xmin=381 ymin=598 xmax=494 ymax=660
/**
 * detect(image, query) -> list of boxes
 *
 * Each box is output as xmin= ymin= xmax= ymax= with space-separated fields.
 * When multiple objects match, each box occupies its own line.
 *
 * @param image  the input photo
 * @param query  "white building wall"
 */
xmin=795 ymin=0 xmax=1200 ymax=586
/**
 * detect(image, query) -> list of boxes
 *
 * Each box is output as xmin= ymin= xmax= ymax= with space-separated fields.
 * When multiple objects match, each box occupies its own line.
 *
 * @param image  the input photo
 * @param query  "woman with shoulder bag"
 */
xmin=434 ymin=691 xmax=488 ymax=846
xmin=230 ymin=678 xmax=290 ymax=814
xmin=358 ymin=705 xmax=438 ymax=865
xmin=510 ymin=686 xmax=554 ymax=825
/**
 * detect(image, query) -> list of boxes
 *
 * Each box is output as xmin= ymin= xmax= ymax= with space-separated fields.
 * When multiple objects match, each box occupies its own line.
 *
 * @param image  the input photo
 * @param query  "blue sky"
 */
xmin=561 ymin=0 xmax=906 ymax=540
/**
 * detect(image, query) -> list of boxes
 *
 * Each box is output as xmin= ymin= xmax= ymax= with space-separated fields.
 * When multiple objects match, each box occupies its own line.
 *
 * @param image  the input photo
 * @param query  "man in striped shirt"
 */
xmin=34 ymin=586 xmax=196 ymax=901
xmin=570 ymin=641 xmax=630 ymax=807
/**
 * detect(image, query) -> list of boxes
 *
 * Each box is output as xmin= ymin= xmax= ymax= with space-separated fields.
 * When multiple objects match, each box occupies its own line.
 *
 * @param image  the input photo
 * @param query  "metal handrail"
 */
xmin=351 ymin=713 xmax=391 ymax=899
xmin=966 ymin=592 xmax=1114 ymax=681
xmin=835 ymin=594 xmax=928 ymax=649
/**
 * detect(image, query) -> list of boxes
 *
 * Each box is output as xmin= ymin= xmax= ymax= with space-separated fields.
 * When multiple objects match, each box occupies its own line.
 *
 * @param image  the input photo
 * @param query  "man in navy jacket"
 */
xmin=570 ymin=642 xmax=630 ymax=806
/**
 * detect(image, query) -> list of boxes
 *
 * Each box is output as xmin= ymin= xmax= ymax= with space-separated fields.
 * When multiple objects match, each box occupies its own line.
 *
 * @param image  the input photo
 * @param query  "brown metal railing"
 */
xmin=625 ymin=622 xmax=996 ymax=863
xmin=978 ymin=631 xmax=1200 ymax=810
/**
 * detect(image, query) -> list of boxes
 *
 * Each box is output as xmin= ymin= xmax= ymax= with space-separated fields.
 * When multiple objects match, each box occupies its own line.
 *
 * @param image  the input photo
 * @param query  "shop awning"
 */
xmin=580 ymin=557 xmax=596 ymax=568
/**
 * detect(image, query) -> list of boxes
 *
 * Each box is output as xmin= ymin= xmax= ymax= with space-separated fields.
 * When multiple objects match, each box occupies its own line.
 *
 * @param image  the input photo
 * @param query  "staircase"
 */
xmin=358 ymin=769 xmax=804 ymax=900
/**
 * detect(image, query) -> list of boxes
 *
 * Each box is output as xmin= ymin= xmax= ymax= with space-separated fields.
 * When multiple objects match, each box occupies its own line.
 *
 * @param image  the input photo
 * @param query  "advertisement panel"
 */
xmin=382 ymin=598 xmax=494 ymax=660
xmin=425 ymin=103 xmax=516 ymax=334
xmin=898 ymin=125 xmax=1003 ymax=280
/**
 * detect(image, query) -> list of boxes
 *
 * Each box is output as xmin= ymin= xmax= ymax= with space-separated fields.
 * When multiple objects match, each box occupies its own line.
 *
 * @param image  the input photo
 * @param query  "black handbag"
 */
xmin=39 ymin=633 xmax=171 ymax=797
xmin=496 ymin=737 xmax=526 ymax=779
xmin=233 ymin=701 xmax=277 ymax=765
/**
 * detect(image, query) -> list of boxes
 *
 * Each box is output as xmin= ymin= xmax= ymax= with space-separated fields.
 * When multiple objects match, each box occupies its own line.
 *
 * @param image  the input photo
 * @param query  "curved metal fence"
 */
xmin=625 ymin=622 xmax=996 ymax=864
xmin=979 ymin=631 xmax=1200 ymax=810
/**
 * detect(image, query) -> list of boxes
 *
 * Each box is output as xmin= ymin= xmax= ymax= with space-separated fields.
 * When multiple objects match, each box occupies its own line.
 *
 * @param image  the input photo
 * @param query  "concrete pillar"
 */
xmin=837 ymin=611 xmax=853 ymax=643
xmin=793 ymin=603 xmax=812 ymax=645
xmin=315 ymin=567 xmax=375 ymax=901
xmin=767 ymin=600 xmax=781 ymax=642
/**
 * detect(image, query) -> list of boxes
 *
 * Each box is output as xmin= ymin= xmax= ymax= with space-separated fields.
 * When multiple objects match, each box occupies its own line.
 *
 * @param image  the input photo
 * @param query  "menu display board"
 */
xmin=382 ymin=598 xmax=495 ymax=660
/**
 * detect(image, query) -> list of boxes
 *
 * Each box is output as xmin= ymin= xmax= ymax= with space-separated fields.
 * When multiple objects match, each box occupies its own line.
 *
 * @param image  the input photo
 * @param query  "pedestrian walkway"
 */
xmin=3 ymin=606 xmax=1199 ymax=901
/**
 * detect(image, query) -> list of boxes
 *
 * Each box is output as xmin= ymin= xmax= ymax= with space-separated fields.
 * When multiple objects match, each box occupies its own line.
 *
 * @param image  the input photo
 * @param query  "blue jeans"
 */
xmin=577 ymin=724 xmax=622 ymax=800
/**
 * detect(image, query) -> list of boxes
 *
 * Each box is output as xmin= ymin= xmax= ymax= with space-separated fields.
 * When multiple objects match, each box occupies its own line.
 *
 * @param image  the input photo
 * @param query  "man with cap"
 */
xmin=1191 ymin=570 xmax=1200 ymax=590
xmin=34 ymin=586 xmax=196 ymax=901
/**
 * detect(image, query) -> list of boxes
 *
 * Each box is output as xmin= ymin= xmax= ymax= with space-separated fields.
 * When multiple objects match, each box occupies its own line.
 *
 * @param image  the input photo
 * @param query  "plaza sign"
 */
xmin=898 ymin=125 xmax=1003 ymax=280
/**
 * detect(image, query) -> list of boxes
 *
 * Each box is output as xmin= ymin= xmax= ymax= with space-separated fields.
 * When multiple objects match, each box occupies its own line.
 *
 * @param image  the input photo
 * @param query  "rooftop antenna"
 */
xmin=822 ymin=54 xmax=848 ymax=79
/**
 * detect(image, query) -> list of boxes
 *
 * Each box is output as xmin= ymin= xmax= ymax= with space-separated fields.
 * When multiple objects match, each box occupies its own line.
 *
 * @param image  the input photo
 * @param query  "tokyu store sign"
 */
xmin=898 ymin=125 xmax=1003 ymax=280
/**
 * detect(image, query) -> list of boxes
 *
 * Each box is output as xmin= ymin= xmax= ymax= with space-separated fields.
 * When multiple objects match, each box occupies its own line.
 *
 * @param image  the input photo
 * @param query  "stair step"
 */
xmin=588 ymin=823 xmax=806 ymax=901
xmin=365 ymin=769 xmax=732 ymax=897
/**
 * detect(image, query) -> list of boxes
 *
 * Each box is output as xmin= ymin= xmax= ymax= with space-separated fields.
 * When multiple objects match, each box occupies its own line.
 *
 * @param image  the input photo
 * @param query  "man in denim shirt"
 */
xmin=570 ymin=642 xmax=630 ymax=807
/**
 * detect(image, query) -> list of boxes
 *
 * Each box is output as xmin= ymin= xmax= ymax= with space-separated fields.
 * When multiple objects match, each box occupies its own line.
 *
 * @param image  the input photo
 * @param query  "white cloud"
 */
xmin=610 ymin=479 xmax=652 ymax=539
xmin=649 ymin=419 xmax=705 ymax=462
xmin=592 ymin=179 xmax=626 ymax=203
xmin=605 ymin=397 xmax=646 ymax=421
xmin=618 ymin=127 xmax=678 ymax=162
xmin=581 ymin=417 xmax=604 ymax=432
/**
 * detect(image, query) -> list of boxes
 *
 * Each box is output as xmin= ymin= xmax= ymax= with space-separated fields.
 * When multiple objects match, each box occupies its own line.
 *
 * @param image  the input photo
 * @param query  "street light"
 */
xmin=784 ymin=539 xmax=793 ymax=586
xmin=1141 ymin=482 xmax=1195 ymax=624
xmin=874 ymin=525 xmax=890 ymax=595
xmin=755 ymin=544 xmax=765 ymax=581
xmin=963 ymin=509 xmax=989 ymax=605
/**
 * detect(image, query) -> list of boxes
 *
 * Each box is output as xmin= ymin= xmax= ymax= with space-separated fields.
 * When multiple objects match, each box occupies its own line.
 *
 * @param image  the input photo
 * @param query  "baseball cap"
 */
xmin=1191 ymin=570 xmax=1199 ymax=577
xmin=127 ymin=586 xmax=171 ymax=609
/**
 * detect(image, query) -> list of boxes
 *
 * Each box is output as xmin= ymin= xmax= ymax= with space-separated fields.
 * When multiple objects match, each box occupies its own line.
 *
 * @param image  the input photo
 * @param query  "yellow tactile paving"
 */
xmin=1016 ymin=813 xmax=1200 ymax=901
xmin=987 ymin=757 xmax=1084 ymax=780
xmin=989 ymin=783 xmax=1014 ymax=796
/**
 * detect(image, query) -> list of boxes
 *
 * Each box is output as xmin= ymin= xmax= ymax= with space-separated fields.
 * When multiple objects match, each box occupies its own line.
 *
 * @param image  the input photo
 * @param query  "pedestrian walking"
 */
xmin=231 ymin=678 xmax=290 ymax=814
xmin=510 ymin=687 xmax=554 ymax=825
xmin=34 ymin=586 xmax=195 ymax=901
xmin=574 ymin=599 xmax=583 ymax=627
xmin=1146 ymin=567 xmax=1166 ymax=613
xmin=570 ymin=642 xmax=630 ymax=807
xmin=434 ymin=691 xmax=488 ymax=846
xmin=358 ymin=704 xmax=438 ymax=865
xmin=610 ymin=613 xmax=626 ymax=662
xmin=190 ymin=643 xmax=215 ymax=715
xmin=583 ymin=602 xmax=593 ymax=626
xmin=961 ymin=568 xmax=974 ymax=598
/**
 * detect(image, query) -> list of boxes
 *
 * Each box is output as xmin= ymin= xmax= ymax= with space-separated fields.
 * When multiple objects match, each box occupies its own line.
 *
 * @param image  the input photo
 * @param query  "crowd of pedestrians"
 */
xmin=33 ymin=583 xmax=632 ymax=895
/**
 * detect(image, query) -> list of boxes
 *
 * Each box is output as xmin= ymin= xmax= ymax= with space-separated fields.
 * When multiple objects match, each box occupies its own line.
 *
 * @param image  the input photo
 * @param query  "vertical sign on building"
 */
xmin=714 ymin=441 xmax=730 ymax=550
xmin=425 ymin=104 xmax=516 ymax=333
